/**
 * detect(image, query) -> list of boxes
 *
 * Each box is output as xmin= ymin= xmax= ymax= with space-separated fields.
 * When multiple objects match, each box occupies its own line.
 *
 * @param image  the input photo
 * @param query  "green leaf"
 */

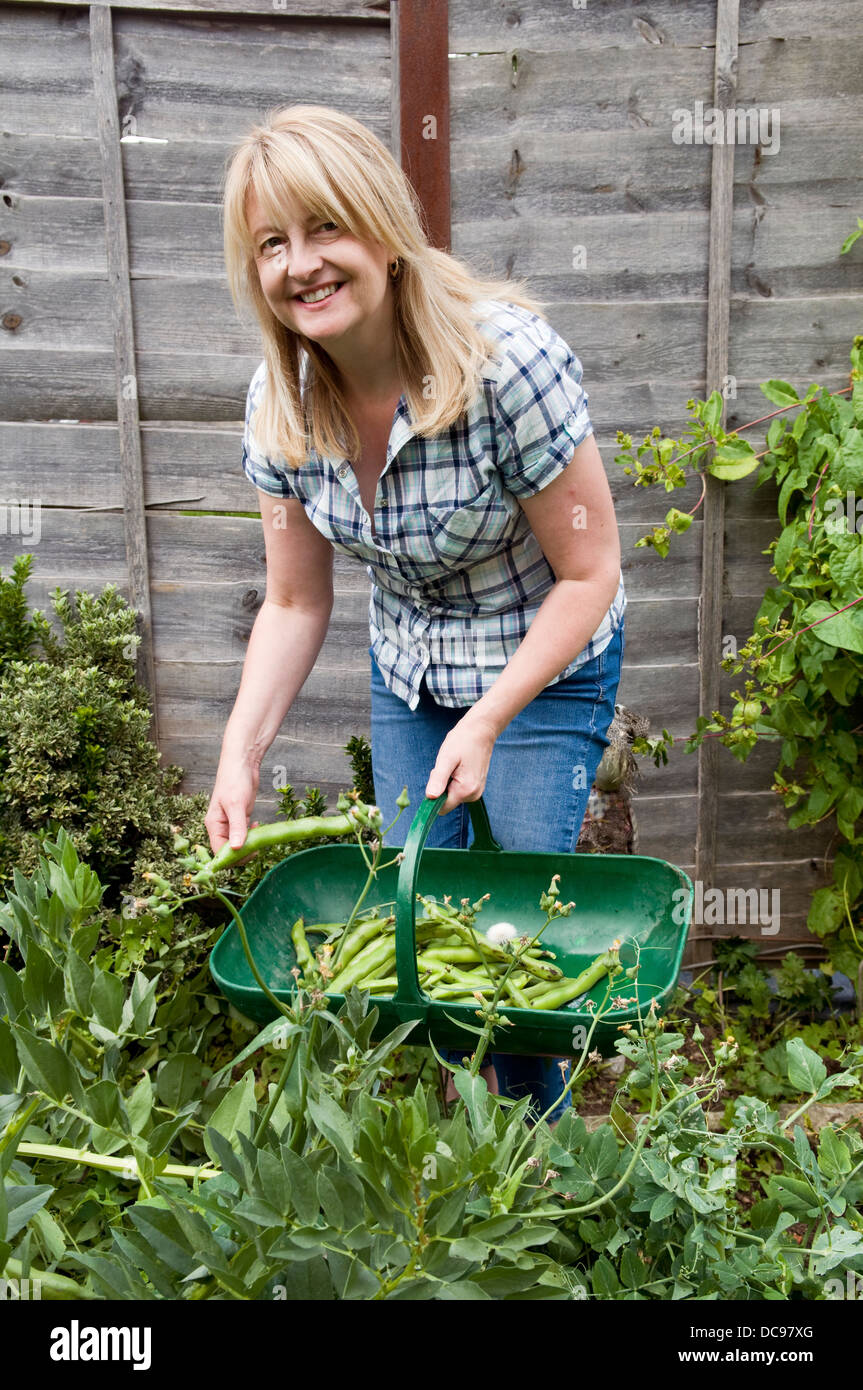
xmin=312 ymin=1169 xmax=345 ymax=1230
xmin=113 ymin=1230 xmax=179 ymax=1300
xmin=786 ymin=1037 xmax=827 ymax=1094
xmin=64 ymin=950 xmax=93 ymax=1017
xmin=435 ymin=1279 xmax=493 ymax=1300
xmin=709 ymin=439 xmax=759 ymax=481
xmin=702 ymin=391 xmax=723 ymax=435
xmin=818 ymin=1127 xmax=852 ymax=1179
xmin=584 ymin=1125 xmax=619 ymax=1182
xmin=649 ymin=1190 xmax=677 ymax=1222
xmin=306 ymin=1089 xmax=356 ymax=1162
xmin=124 ymin=971 xmax=160 ymax=1037
xmin=10 ymin=1024 xmax=84 ymax=1105
xmin=0 ymin=1020 xmax=18 ymax=1094
xmin=592 ymin=1253 xmax=620 ymax=1298
xmin=760 ymin=380 xmax=800 ymax=408
xmin=801 ymin=601 xmax=863 ymax=655
xmin=327 ymin=1250 xmax=380 ymax=1299
xmin=467 ymin=1265 xmax=547 ymax=1296
xmin=0 ymin=963 xmax=24 ymax=1022
xmin=807 ymin=886 xmax=845 ymax=938
xmin=127 ymin=1203 xmax=201 ymax=1278
xmin=665 ymin=507 xmax=693 ymax=534
xmin=814 ymin=1072 xmax=858 ymax=1102
xmin=271 ymin=1257 xmax=333 ymax=1301
xmin=452 ymin=1068 xmax=496 ymax=1139
xmin=156 ymin=1053 xmax=205 ymax=1110
xmin=90 ymin=968 xmax=125 ymax=1034
xmin=832 ymin=428 xmax=863 ymax=492
xmin=497 ymin=1224 xmax=558 ymax=1252
xmin=22 ymin=941 xmax=64 ymax=1020
xmin=148 ymin=1111 xmax=197 ymax=1158
xmin=837 ymin=786 xmax=863 ymax=840
xmin=432 ymin=1190 xmax=467 ymax=1238
xmin=203 ymin=1070 xmax=257 ymax=1166
xmin=4 ymin=1182 xmax=54 ymax=1241
xmin=125 ymin=1073 xmax=154 ymax=1136
xmin=449 ymin=1234 xmax=488 ymax=1262
xmin=620 ymin=1244 xmax=649 ymax=1289
xmin=279 ymin=1148 xmax=320 ymax=1225
xmin=82 ymin=1079 xmax=121 ymax=1130
xmin=210 ymin=1016 xmax=302 ymax=1081
xmin=809 ymin=1226 xmax=863 ymax=1275
xmin=772 ymin=522 xmax=799 ymax=576
xmin=72 ymin=1250 xmax=151 ymax=1300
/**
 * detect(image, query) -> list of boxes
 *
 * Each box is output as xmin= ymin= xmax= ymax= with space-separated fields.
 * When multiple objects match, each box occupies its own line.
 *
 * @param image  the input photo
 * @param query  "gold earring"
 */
xmin=389 ymin=258 xmax=401 ymax=279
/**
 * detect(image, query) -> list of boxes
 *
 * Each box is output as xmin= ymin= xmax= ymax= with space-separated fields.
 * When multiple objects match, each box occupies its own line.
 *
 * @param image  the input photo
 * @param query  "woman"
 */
xmin=209 ymin=104 xmax=626 ymax=1122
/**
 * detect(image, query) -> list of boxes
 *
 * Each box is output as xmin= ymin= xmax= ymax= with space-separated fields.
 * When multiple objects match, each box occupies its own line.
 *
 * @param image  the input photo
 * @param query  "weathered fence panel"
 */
xmin=0 ymin=0 xmax=861 ymax=956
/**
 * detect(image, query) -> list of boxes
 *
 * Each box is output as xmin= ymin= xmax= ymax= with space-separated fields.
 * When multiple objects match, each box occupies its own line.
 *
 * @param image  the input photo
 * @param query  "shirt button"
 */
xmin=337 ymin=463 xmax=349 ymax=479
xmin=379 ymin=498 xmax=388 ymax=507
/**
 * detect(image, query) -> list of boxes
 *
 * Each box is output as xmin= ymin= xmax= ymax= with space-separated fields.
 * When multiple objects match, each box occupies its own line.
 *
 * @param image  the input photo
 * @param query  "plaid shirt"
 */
xmin=241 ymin=299 xmax=626 ymax=710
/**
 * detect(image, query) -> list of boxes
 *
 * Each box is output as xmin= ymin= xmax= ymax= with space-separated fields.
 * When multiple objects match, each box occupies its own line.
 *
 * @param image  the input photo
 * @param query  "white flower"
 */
xmin=486 ymin=922 xmax=517 ymax=945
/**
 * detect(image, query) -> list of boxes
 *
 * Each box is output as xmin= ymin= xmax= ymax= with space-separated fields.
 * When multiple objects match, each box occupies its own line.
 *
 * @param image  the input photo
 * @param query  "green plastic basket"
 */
xmin=209 ymin=792 xmax=693 ymax=1056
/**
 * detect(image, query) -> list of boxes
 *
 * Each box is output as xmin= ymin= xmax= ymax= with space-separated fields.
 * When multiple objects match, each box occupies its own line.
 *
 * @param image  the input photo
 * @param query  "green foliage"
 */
xmin=2 ymin=838 xmax=863 ymax=1300
xmin=615 ymin=338 xmax=863 ymax=975
xmin=344 ymin=733 xmax=375 ymax=805
xmin=0 ymin=555 xmax=53 ymax=672
xmin=0 ymin=557 xmax=210 ymax=897
xmin=673 ymin=938 xmax=863 ymax=1104
xmin=841 ymin=216 xmax=863 ymax=256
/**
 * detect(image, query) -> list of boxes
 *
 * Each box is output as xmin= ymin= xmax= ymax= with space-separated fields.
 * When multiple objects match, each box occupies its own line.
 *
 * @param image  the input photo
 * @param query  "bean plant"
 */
xmin=2 ymin=829 xmax=863 ymax=1299
xmin=614 ymin=335 xmax=863 ymax=979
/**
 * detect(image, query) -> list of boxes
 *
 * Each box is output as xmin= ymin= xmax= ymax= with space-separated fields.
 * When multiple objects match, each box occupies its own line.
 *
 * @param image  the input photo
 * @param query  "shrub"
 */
xmin=0 ymin=554 xmax=208 ymax=897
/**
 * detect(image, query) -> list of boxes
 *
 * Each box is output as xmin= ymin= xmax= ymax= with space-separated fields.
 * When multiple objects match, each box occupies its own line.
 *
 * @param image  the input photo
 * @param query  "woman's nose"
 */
xmin=284 ymin=237 xmax=323 ymax=283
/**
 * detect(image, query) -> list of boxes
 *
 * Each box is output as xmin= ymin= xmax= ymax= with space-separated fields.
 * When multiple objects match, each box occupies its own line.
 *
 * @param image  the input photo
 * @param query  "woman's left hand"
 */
xmin=425 ymin=712 xmax=498 ymax=815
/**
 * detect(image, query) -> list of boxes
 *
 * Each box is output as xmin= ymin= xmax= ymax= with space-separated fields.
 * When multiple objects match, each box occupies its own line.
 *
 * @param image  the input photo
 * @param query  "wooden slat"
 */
xmin=6 ymin=196 xmax=863 ymax=300
xmin=12 ymin=0 xmax=387 ymax=19
xmin=449 ymin=0 xmax=863 ymax=50
xmin=0 ymin=343 xmax=854 ymax=426
xmin=6 ymin=119 xmax=862 ymax=210
xmin=90 ymin=3 xmax=158 ymax=738
xmin=0 ymin=507 xmax=705 ymax=598
xmin=1 ymin=5 xmax=390 ymax=141
xmin=696 ymin=0 xmax=739 ymax=896
xmin=446 ymin=45 xmax=863 ymax=143
xmin=5 ymin=276 xmax=861 ymax=375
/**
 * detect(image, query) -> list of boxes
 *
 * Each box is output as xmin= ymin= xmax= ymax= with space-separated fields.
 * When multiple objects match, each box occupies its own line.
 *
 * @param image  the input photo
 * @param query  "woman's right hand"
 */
xmin=204 ymin=756 xmax=261 ymax=857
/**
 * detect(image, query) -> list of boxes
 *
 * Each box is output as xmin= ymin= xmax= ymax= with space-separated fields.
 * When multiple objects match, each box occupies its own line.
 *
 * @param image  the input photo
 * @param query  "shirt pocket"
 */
xmin=427 ymin=480 xmax=514 ymax=565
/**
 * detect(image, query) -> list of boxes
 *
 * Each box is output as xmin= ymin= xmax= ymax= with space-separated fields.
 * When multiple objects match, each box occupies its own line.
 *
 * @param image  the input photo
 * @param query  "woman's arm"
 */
xmin=205 ymin=491 xmax=334 ymax=852
xmin=463 ymin=431 xmax=621 ymax=737
xmin=426 ymin=433 xmax=622 ymax=811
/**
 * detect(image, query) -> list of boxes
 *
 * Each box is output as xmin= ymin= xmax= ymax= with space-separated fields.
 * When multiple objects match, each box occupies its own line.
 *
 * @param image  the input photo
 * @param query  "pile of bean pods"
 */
xmin=289 ymin=890 xmax=621 ymax=1011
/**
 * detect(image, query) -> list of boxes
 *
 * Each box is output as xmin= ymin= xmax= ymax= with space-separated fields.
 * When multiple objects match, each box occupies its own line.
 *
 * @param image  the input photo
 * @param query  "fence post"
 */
xmin=694 ymin=0 xmax=739 ymax=943
xmin=393 ymin=0 xmax=451 ymax=251
xmin=90 ymin=2 xmax=159 ymax=743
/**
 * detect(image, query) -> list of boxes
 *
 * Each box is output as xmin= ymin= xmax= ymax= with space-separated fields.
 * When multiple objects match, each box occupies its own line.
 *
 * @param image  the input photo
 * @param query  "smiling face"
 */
xmin=245 ymin=187 xmax=395 ymax=352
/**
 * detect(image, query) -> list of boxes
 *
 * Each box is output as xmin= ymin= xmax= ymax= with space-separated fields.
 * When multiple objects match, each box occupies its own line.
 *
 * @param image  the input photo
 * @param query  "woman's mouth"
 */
xmin=295 ymin=282 xmax=345 ymax=308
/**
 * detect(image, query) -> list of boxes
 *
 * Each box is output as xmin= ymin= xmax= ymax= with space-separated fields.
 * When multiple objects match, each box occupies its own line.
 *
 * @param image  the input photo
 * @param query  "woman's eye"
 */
xmin=318 ymin=222 xmax=339 ymax=233
xmin=260 ymin=236 xmax=283 ymax=254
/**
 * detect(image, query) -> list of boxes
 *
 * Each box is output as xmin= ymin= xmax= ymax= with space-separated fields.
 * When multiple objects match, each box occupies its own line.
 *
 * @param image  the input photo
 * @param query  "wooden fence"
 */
xmin=1 ymin=0 xmax=861 ymax=954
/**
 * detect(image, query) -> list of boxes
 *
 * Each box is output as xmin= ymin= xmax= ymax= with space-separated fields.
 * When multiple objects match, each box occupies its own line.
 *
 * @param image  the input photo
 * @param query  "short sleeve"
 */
xmin=493 ymin=319 xmax=593 ymax=499
xmin=241 ymin=361 xmax=300 ymax=500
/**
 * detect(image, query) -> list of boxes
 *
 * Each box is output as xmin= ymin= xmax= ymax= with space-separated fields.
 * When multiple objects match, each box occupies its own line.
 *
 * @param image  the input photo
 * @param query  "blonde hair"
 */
xmin=222 ymin=104 xmax=550 ymax=470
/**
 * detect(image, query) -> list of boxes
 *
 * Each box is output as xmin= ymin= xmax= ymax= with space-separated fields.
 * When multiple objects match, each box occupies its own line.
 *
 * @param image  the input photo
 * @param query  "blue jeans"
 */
xmin=369 ymin=620 xmax=625 ymax=1123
